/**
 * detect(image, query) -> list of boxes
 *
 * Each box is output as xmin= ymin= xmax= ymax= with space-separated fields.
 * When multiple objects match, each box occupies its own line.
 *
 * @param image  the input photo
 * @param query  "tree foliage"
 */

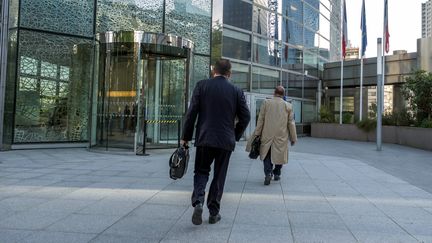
xmin=403 ymin=70 xmax=432 ymax=122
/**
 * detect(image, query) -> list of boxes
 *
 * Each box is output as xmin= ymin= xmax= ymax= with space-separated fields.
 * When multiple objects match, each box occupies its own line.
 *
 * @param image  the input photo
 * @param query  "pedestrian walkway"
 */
xmin=0 ymin=138 xmax=431 ymax=242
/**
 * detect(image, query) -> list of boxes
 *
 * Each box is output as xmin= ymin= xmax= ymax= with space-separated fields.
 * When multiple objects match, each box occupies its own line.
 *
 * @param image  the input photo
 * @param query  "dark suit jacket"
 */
xmin=182 ymin=76 xmax=251 ymax=151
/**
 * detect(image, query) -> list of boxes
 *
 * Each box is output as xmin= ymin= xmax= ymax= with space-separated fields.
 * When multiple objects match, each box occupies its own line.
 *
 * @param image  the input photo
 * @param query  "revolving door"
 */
xmin=90 ymin=31 xmax=193 ymax=153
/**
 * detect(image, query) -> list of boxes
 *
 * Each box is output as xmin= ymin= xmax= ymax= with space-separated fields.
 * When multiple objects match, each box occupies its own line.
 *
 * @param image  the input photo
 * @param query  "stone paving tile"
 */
xmin=89 ymin=233 xmax=150 ymax=243
xmin=288 ymin=212 xmax=349 ymax=230
xmin=285 ymin=199 xmax=336 ymax=213
xmin=60 ymin=187 xmax=116 ymax=201
xmin=46 ymin=213 xmax=122 ymax=234
xmin=103 ymin=216 xmax=175 ymax=239
xmin=18 ymin=231 xmax=97 ymax=243
xmin=234 ymin=206 xmax=290 ymax=226
xmin=292 ymin=227 xmax=358 ymax=243
xmin=78 ymin=200 xmax=141 ymax=216
xmin=130 ymin=203 xmax=188 ymax=220
xmin=164 ymin=223 xmax=232 ymax=242
xmin=0 ymin=197 xmax=49 ymax=212
xmin=327 ymin=200 xmax=386 ymax=217
xmin=338 ymin=214 xmax=407 ymax=234
xmin=102 ymin=188 xmax=157 ymax=202
xmin=0 ymin=229 xmax=34 ymax=242
xmin=0 ymin=211 xmax=68 ymax=230
xmin=228 ymin=224 xmax=294 ymax=243
xmin=352 ymin=231 xmax=419 ymax=243
xmin=30 ymin=198 xmax=95 ymax=214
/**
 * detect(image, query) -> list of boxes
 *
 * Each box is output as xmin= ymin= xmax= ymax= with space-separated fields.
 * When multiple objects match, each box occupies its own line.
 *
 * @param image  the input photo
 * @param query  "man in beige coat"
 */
xmin=248 ymin=86 xmax=297 ymax=185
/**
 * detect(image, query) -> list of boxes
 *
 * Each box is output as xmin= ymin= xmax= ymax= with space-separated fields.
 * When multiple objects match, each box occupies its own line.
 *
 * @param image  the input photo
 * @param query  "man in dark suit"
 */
xmin=181 ymin=59 xmax=251 ymax=225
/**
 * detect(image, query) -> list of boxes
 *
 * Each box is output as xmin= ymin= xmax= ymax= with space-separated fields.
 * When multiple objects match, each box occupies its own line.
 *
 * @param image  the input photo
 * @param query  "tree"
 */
xmin=403 ymin=70 xmax=432 ymax=122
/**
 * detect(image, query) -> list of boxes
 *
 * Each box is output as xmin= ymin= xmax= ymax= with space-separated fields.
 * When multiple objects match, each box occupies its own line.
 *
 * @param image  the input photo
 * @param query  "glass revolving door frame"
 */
xmin=91 ymin=31 xmax=194 ymax=153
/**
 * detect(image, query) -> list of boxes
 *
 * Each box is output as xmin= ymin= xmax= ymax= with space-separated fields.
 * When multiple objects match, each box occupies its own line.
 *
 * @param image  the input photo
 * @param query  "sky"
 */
xmin=346 ymin=0 xmax=424 ymax=58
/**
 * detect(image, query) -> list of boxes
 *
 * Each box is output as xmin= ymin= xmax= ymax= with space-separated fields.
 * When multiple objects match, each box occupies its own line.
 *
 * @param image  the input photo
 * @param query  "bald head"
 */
xmin=274 ymin=86 xmax=285 ymax=97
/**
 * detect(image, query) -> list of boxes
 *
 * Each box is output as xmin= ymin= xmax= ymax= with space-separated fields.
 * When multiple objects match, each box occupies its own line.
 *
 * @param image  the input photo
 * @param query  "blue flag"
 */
xmin=361 ymin=0 xmax=367 ymax=57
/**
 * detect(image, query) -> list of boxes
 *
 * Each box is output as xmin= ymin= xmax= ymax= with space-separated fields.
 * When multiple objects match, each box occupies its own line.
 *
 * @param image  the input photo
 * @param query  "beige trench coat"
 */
xmin=246 ymin=97 xmax=297 ymax=165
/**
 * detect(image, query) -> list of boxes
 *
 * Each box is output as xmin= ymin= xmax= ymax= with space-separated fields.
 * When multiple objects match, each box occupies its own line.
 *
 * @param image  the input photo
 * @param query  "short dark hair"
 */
xmin=214 ymin=59 xmax=232 ymax=76
xmin=274 ymin=86 xmax=285 ymax=96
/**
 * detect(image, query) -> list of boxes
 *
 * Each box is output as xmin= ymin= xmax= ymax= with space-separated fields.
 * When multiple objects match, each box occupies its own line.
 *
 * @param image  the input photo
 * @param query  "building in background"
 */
xmin=422 ymin=0 xmax=432 ymax=38
xmin=323 ymin=35 xmax=432 ymax=122
xmin=345 ymin=41 xmax=359 ymax=60
xmin=213 ymin=0 xmax=342 ymax=135
xmin=0 ymin=0 xmax=212 ymax=151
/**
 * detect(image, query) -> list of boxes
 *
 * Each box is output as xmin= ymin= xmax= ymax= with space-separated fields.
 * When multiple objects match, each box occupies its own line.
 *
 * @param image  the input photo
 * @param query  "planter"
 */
xmin=311 ymin=123 xmax=432 ymax=151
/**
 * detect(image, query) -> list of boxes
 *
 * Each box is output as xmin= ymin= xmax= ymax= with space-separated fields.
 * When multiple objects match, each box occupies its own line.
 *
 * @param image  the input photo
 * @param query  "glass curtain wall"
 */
xmin=218 ymin=0 xmax=341 ymax=128
xmin=12 ymin=0 xmax=94 ymax=144
xmin=2 ymin=0 xmax=212 ymax=147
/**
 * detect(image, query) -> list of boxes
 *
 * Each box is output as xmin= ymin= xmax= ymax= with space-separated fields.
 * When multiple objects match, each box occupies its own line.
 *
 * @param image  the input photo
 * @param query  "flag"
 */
xmin=360 ymin=0 xmax=367 ymax=57
xmin=256 ymin=9 xmax=261 ymax=62
xmin=284 ymin=9 xmax=289 ymax=62
xmin=342 ymin=0 xmax=348 ymax=58
xmin=384 ymin=0 xmax=390 ymax=53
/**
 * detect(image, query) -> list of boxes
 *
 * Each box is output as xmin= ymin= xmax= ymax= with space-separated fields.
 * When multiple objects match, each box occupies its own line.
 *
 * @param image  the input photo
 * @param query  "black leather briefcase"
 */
xmin=169 ymin=145 xmax=190 ymax=180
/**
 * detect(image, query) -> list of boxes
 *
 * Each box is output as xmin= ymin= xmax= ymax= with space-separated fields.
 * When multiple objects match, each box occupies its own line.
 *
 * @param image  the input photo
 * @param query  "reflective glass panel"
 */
xmin=302 ymin=101 xmax=317 ymax=122
xmin=287 ymin=72 xmax=302 ymax=98
xmin=253 ymin=35 xmax=280 ymax=66
xmin=281 ymin=45 xmax=303 ymax=73
xmin=223 ymin=28 xmax=251 ymax=61
xmin=191 ymin=55 xmax=210 ymax=95
xmin=304 ymin=76 xmax=318 ymax=100
xmin=281 ymin=0 xmax=303 ymax=23
xmin=165 ymin=0 xmax=211 ymax=55
xmin=97 ymin=0 xmax=163 ymax=33
xmin=304 ymin=3 xmax=319 ymax=32
xmin=223 ymin=0 xmax=253 ymax=31
xmin=20 ymin=0 xmax=94 ymax=37
xmin=14 ymin=30 xmax=93 ymax=143
xmin=304 ymin=51 xmax=318 ymax=78
xmin=231 ymin=62 xmax=249 ymax=90
xmin=252 ymin=66 xmax=279 ymax=94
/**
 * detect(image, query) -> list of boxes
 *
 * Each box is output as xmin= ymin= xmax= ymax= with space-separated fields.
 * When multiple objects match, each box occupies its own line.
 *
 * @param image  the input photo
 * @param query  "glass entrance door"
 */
xmin=91 ymin=31 xmax=193 ymax=153
xmin=143 ymin=58 xmax=187 ymax=149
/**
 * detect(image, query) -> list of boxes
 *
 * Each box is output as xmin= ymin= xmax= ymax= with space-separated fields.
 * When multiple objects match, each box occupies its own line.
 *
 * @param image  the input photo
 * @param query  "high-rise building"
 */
xmin=422 ymin=0 xmax=432 ymax=38
xmin=214 ymin=0 xmax=341 ymax=134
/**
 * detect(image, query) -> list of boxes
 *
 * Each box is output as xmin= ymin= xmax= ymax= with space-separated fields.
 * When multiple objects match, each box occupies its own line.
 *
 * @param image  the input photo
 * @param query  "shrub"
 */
xmin=356 ymin=118 xmax=376 ymax=133
xmin=382 ymin=109 xmax=414 ymax=126
xmin=319 ymin=105 xmax=335 ymax=123
xmin=342 ymin=113 xmax=353 ymax=124
xmin=420 ymin=119 xmax=432 ymax=128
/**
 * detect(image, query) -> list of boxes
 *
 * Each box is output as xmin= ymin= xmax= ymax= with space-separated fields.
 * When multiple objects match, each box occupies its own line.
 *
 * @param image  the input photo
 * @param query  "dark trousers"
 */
xmin=192 ymin=146 xmax=232 ymax=216
xmin=263 ymin=149 xmax=282 ymax=176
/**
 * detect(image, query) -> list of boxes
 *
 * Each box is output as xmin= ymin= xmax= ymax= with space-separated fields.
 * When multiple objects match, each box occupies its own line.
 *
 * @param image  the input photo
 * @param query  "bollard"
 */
xmin=177 ymin=120 xmax=181 ymax=148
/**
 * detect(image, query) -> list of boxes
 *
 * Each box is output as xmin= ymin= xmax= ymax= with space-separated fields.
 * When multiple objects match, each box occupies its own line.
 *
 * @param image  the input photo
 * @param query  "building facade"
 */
xmin=323 ymin=37 xmax=432 ymax=122
xmin=213 ymin=0 xmax=342 ymax=135
xmin=422 ymin=0 xmax=432 ymax=38
xmin=0 ymin=0 xmax=212 ymax=151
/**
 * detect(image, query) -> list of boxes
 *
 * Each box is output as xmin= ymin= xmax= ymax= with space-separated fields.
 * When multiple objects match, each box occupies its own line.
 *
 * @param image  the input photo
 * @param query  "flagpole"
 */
xmin=377 ymin=38 xmax=383 ymax=151
xmin=360 ymin=56 xmax=364 ymax=121
xmin=359 ymin=0 xmax=366 ymax=121
xmin=339 ymin=0 xmax=344 ymax=125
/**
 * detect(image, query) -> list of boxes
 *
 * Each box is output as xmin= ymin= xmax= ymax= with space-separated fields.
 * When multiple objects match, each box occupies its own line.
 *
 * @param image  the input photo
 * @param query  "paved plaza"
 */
xmin=0 ymin=138 xmax=432 ymax=243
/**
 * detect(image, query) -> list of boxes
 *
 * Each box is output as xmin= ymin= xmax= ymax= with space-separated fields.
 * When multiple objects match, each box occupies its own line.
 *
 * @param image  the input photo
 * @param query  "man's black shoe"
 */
xmin=209 ymin=214 xmax=221 ymax=224
xmin=192 ymin=203 xmax=203 ymax=225
xmin=274 ymin=174 xmax=280 ymax=181
xmin=264 ymin=175 xmax=271 ymax=185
